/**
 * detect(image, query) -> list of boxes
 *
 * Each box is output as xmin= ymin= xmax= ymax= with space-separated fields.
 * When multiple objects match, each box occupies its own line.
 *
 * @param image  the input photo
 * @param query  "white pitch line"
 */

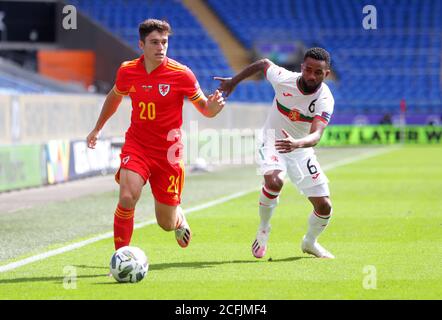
xmin=0 ymin=146 xmax=399 ymax=273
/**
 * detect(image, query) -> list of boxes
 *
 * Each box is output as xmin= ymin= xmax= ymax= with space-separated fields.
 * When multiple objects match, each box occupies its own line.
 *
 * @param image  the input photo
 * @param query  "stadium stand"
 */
xmin=7 ymin=0 xmax=437 ymax=115
xmin=206 ymin=0 xmax=442 ymax=114
xmin=69 ymin=0 xmax=238 ymax=97
xmin=0 ymin=57 xmax=87 ymax=94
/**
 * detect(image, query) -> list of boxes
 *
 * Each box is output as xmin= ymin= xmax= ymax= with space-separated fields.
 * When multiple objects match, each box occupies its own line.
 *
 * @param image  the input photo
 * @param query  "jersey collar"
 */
xmin=138 ymin=55 xmax=168 ymax=75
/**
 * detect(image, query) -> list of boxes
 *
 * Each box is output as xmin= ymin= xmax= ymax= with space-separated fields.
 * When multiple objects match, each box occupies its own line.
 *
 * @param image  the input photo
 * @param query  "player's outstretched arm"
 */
xmin=193 ymin=89 xmax=225 ymax=118
xmin=86 ymin=86 xmax=123 ymax=149
xmin=275 ymin=118 xmax=327 ymax=153
xmin=214 ymin=59 xmax=272 ymax=97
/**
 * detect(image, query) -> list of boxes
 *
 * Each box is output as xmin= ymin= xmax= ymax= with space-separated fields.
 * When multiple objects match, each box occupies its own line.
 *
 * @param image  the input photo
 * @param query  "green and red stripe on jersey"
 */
xmin=276 ymin=100 xmax=329 ymax=124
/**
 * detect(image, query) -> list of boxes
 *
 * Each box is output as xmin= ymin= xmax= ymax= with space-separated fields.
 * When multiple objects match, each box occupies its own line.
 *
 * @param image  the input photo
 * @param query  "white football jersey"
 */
xmin=262 ymin=63 xmax=334 ymax=149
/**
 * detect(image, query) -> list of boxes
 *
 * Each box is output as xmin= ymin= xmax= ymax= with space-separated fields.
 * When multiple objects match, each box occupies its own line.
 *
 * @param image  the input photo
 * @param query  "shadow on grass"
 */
xmin=0 ymin=257 xmax=312 ymax=285
xmin=0 ymin=273 xmax=108 ymax=284
xmin=73 ymin=264 xmax=109 ymax=270
xmin=94 ymin=256 xmax=312 ymax=285
xmin=149 ymin=255 xmax=310 ymax=271
xmin=0 ymin=265 xmax=109 ymax=284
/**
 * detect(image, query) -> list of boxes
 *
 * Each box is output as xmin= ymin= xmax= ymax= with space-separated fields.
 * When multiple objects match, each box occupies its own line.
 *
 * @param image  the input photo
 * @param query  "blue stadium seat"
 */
xmin=0 ymin=74 xmax=54 ymax=93
xmin=65 ymin=0 xmax=442 ymax=116
xmin=206 ymin=0 xmax=441 ymax=115
xmin=70 ymin=0 xmax=234 ymax=97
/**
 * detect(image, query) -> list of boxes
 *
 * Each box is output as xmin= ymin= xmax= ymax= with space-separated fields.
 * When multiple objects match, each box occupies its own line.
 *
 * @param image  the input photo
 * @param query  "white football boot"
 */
xmin=301 ymin=236 xmax=335 ymax=259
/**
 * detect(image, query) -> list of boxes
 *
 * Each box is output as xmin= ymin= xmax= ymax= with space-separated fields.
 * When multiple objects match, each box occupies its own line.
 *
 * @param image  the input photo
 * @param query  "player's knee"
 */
xmin=265 ymin=177 xmax=284 ymax=192
xmin=315 ymin=199 xmax=332 ymax=216
xmin=119 ymin=192 xmax=139 ymax=208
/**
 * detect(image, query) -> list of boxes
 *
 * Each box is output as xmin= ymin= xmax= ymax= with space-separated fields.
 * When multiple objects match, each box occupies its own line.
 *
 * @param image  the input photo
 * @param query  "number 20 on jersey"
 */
xmin=138 ymin=101 xmax=156 ymax=120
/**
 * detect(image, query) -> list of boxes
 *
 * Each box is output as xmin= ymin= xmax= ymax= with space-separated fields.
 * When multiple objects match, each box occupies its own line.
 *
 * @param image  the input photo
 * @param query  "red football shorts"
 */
xmin=115 ymin=140 xmax=185 ymax=206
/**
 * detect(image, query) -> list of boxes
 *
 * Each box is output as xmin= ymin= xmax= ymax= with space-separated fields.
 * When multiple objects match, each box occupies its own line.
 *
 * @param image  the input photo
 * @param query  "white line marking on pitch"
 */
xmin=0 ymin=146 xmax=399 ymax=273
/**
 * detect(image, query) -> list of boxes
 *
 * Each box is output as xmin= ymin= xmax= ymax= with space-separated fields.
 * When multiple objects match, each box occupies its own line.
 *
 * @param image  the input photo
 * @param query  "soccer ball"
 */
xmin=109 ymin=246 xmax=149 ymax=283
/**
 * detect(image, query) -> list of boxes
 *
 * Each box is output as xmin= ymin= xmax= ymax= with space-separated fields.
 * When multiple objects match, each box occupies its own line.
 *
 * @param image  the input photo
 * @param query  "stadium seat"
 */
xmin=61 ymin=0 xmax=442 ymax=115
xmin=206 ymin=0 xmax=441 ymax=115
xmin=70 ymin=0 xmax=234 ymax=98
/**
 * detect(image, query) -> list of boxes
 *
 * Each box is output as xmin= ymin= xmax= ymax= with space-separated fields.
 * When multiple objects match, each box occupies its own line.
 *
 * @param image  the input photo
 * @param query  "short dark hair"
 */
xmin=304 ymin=47 xmax=331 ymax=68
xmin=139 ymin=19 xmax=172 ymax=42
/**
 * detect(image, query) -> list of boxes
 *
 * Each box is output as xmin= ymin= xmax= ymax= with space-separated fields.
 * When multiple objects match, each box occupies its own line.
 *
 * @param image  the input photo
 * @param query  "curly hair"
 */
xmin=304 ymin=47 xmax=331 ymax=68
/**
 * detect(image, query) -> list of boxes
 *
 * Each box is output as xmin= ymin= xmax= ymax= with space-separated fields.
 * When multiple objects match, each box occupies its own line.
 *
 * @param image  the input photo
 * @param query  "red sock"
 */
xmin=114 ymin=204 xmax=135 ymax=250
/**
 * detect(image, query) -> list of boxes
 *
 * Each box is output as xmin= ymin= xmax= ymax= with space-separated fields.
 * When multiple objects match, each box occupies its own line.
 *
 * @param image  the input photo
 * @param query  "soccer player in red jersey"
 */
xmin=86 ymin=19 xmax=225 ymax=250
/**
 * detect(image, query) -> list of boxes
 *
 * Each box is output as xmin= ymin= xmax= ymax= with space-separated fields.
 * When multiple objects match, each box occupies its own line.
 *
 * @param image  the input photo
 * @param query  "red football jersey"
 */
xmin=114 ymin=55 xmax=203 ymax=159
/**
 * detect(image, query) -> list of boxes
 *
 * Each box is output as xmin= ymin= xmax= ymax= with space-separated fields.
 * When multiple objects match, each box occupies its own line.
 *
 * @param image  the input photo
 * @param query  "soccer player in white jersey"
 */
xmin=215 ymin=48 xmax=335 ymax=259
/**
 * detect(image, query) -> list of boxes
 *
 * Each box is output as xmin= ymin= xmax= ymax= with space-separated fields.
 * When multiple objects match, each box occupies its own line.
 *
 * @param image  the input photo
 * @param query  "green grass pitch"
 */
xmin=0 ymin=146 xmax=441 ymax=299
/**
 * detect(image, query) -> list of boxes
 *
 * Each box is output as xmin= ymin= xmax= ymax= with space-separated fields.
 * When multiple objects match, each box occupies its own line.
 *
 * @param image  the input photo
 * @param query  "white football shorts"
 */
xmin=256 ymin=143 xmax=330 ymax=197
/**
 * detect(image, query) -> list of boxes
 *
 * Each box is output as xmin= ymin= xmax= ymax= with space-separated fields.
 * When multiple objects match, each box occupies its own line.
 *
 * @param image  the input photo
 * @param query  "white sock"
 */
xmin=305 ymin=209 xmax=332 ymax=243
xmin=258 ymin=186 xmax=280 ymax=230
xmin=175 ymin=206 xmax=185 ymax=229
